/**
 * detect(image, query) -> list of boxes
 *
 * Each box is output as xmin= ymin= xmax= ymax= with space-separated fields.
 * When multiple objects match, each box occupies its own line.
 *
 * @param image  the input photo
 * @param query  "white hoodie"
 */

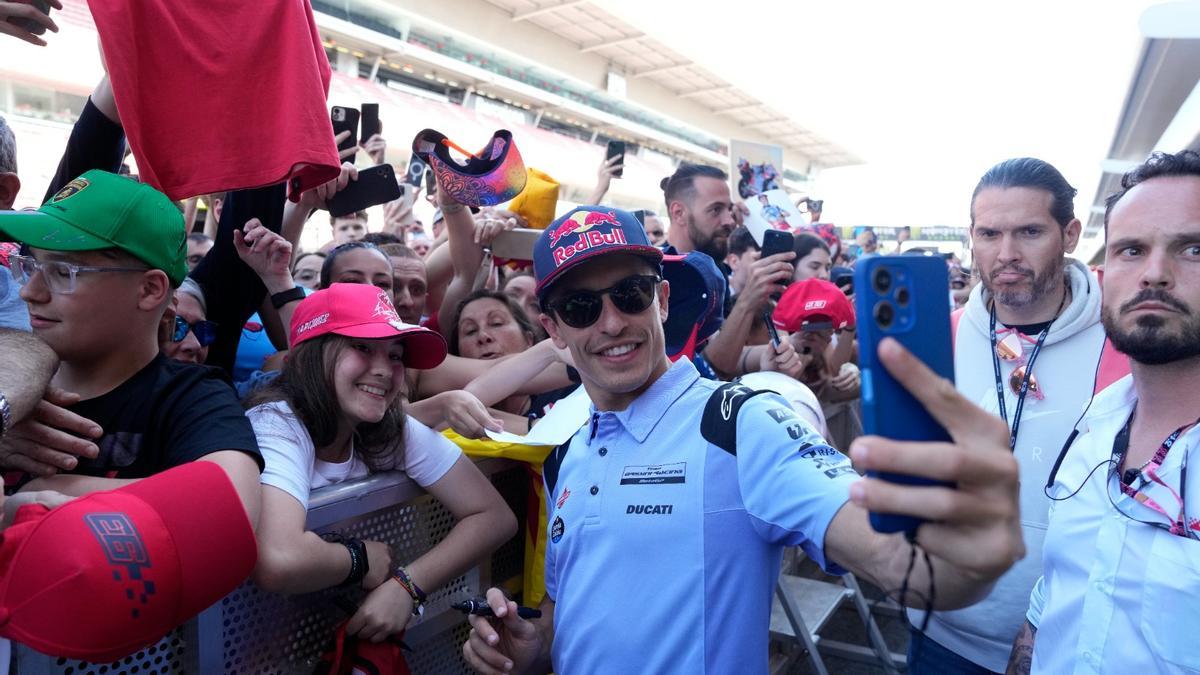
xmin=908 ymin=259 xmax=1107 ymax=671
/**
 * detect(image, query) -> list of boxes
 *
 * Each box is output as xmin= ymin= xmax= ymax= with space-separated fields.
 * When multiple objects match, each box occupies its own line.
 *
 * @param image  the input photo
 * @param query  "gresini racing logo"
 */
xmin=620 ymin=462 xmax=685 ymax=485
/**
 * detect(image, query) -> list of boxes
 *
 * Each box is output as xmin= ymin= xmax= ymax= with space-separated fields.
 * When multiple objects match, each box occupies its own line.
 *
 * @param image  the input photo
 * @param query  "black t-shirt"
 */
xmin=1004 ymin=320 xmax=1054 ymax=336
xmin=69 ymin=354 xmax=263 ymax=479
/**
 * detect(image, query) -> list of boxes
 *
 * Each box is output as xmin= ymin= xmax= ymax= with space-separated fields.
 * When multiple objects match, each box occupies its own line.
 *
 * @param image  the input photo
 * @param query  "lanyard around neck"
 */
xmin=1110 ymin=410 xmax=1199 ymax=536
xmin=989 ymin=304 xmax=1051 ymax=451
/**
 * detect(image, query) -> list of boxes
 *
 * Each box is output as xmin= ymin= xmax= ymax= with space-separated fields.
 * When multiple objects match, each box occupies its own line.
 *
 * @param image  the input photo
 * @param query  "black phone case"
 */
xmin=331 ymin=107 xmax=360 ymax=153
xmin=606 ymin=141 xmax=625 ymax=178
xmin=360 ymin=104 xmax=380 ymax=142
xmin=760 ymin=229 xmax=794 ymax=258
xmin=326 ymin=165 xmax=402 ymax=217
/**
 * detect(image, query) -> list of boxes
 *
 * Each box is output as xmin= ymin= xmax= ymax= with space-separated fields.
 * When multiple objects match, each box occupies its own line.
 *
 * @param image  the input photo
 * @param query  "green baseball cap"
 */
xmin=0 ymin=170 xmax=187 ymax=286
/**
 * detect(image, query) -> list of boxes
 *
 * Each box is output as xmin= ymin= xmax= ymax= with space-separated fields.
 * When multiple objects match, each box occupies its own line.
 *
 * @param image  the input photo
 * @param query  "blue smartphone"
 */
xmin=854 ymin=255 xmax=955 ymax=534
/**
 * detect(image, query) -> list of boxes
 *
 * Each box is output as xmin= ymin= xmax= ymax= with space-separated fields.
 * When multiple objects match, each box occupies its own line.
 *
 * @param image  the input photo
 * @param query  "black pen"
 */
xmin=453 ymin=597 xmax=542 ymax=619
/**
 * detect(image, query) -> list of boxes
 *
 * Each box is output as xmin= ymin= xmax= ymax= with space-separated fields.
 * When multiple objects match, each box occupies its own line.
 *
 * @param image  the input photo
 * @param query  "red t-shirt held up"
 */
xmin=87 ymin=0 xmax=340 ymax=201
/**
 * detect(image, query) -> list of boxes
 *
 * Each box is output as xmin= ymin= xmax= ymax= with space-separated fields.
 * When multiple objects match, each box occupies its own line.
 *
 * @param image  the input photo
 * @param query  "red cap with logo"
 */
xmin=289 ymin=283 xmax=448 ymax=369
xmin=773 ymin=278 xmax=856 ymax=332
xmin=0 ymin=462 xmax=257 ymax=662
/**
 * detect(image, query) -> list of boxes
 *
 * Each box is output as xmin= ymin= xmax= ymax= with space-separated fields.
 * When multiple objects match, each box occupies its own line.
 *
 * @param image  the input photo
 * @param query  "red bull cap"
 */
xmin=534 ymin=205 xmax=663 ymax=298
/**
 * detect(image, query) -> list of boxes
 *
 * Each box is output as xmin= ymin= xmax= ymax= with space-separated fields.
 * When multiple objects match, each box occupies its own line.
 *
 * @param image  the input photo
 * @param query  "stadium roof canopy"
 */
xmin=475 ymin=0 xmax=860 ymax=169
xmin=1081 ymin=1 xmax=1200 ymax=263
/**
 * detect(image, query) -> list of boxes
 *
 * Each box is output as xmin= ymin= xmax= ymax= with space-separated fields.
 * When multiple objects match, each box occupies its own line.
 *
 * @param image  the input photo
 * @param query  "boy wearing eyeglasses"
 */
xmin=461 ymin=206 xmax=1026 ymax=675
xmin=0 ymin=170 xmax=261 ymax=528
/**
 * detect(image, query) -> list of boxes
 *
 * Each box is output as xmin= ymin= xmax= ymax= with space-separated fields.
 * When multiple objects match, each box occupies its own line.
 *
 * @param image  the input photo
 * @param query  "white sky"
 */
xmin=594 ymin=0 xmax=1162 ymax=229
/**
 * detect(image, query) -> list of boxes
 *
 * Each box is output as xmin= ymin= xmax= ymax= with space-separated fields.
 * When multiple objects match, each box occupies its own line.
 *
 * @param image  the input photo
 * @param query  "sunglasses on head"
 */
xmin=547 ymin=274 xmax=660 ymax=329
xmin=173 ymin=316 xmax=218 ymax=346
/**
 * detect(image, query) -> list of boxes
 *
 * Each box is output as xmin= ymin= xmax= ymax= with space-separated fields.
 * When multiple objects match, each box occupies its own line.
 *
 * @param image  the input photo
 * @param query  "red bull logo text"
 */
xmin=553 ymin=227 xmax=628 ymax=266
xmin=548 ymin=210 xmax=622 ymax=247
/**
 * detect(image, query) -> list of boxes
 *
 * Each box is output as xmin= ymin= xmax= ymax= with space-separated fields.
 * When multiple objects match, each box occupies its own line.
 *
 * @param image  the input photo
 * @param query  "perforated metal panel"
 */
xmin=15 ymin=460 xmax=525 ymax=675
xmin=218 ymin=492 xmax=479 ymax=675
xmin=21 ymin=626 xmax=189 ymax=675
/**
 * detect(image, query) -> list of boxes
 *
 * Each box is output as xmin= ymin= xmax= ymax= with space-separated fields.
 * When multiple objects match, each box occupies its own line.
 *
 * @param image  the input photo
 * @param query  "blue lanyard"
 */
xmin=989 ymin=305 xmax=1051 ymax=451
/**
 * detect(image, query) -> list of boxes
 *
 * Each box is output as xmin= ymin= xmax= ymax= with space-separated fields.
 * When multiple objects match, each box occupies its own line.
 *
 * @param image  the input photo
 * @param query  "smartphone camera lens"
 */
xmin=874 ymin=301 xmax=895 ymax=329
xmin=872 ymin=267 xmax=892 ymax=294
xmin=896 ymin=286 xmax=910 ymax=306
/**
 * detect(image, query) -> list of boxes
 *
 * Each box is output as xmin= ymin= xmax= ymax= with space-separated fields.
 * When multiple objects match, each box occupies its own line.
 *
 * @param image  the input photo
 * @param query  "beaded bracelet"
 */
xmin=392 ymin=565 xmax=426 ymax=616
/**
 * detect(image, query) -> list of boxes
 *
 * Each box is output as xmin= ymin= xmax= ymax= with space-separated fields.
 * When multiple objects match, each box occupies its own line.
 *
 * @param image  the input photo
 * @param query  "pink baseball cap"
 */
xmin=289 ymin=283 xmax=447 ymax=369
xmin=0 ymin=462 xmax=257 ymax=662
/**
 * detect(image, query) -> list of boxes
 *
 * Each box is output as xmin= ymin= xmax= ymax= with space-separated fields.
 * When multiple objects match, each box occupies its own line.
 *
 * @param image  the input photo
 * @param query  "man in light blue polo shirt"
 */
xmin=462 ymin=206 xmax=1026 ymax=675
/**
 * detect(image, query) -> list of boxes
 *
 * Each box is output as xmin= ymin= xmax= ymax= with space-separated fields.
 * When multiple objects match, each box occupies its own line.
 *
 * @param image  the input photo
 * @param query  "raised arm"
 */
xmin=823 ymin=338 xmax=1023 ymax=610
xmin=463 ymin=339 xmax=574 ymax=407
xmin=702 ymin=251 xmax=793 ymax=378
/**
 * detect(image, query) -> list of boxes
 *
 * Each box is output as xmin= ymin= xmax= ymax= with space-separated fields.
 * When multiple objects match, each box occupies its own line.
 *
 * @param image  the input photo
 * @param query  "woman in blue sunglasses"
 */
xmin=162 ymin=278 xmax=218 ymax=365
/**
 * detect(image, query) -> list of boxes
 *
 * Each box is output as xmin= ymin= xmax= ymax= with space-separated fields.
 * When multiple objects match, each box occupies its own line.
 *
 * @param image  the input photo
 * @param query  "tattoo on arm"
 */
xmin=1005 ymin=620 xmax=1036 ymax=675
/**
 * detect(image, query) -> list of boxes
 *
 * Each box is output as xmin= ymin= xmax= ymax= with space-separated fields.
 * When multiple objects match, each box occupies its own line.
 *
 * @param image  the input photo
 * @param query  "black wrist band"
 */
xmin=340 ymin=538 xmax=369 ymax=587
xmin=270 ymin=286 xmax=306 ymax=310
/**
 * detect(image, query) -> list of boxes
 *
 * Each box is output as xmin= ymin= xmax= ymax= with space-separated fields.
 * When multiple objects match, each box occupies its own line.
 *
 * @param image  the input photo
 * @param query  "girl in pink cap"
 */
xmin=245 ymin=283 xmax=516 ymax=642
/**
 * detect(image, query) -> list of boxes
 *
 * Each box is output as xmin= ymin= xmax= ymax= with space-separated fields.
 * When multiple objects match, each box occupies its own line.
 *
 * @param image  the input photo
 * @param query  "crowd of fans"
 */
xmin=0 ymin=4 xmax=1199 ymax=675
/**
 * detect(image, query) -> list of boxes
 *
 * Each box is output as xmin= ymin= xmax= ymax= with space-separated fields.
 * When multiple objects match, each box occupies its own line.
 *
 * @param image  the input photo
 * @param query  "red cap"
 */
xmin=289 ymin=283 xmax=448 ymax=369
xmin=0 ymin=462 xmax=257 ymax=661
xmin=773 ymin=278 xmax=856 ymax=332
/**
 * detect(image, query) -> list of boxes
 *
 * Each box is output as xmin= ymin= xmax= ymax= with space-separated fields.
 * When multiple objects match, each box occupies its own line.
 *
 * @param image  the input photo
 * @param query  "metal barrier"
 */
xmin=16 ymin=458 xmax=528 ymax=675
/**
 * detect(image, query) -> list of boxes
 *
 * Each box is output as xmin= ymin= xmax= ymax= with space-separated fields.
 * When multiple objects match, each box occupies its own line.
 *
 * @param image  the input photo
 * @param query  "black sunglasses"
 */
xmin=547 ymin=274 xmax=660 ymax=329
xmin=173 ymin=316 xmax=219 ymax=346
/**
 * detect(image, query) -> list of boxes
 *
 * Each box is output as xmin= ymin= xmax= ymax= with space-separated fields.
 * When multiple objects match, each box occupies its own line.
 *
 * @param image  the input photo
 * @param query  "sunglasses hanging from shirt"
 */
xmin=989 ymin=305 xmax=1052 ymax=451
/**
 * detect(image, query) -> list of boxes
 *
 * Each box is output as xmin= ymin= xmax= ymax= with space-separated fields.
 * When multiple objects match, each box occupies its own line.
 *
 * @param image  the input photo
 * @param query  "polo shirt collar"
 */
xmin=601 ymin=357 xmax=700 ymax=443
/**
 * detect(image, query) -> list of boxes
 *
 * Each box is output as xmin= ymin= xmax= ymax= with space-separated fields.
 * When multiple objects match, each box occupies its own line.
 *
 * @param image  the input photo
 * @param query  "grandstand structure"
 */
xmin=0 ymin=0 xmax=858 ymax=223
xmin=1080 ymin=2 xmax=1200 ymax=263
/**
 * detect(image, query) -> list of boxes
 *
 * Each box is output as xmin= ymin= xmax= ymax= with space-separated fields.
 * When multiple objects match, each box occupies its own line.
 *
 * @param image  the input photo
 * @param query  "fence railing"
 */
xmin=15 ymin=457 xmax=527 ymax=675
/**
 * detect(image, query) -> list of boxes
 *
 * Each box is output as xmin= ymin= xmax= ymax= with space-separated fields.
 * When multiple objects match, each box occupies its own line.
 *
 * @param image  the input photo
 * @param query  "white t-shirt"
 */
xmin=247 ymin=400 xmax=461 ymax=508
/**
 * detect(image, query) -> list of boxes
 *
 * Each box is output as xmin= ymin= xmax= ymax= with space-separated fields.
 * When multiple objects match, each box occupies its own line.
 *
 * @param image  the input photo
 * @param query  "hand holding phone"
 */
xmin=5 ymin=0 xmax=57 ymax=43
xmin=854 ymin=256 xmax=954 ymax=534
xmin=326 ymin=164 xmax=402 ymax=217
xmin=605 ymin=141 xmax=625 ymax=178
xmin=331 ymin=106 xmax=359 ymax=157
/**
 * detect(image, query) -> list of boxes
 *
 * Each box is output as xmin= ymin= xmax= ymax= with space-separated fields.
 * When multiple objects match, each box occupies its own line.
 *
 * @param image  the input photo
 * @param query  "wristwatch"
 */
xmin=0 ymin=392 xmax=11 ymax=440
xmin=270 ymin=286 xmax=306 ymax=310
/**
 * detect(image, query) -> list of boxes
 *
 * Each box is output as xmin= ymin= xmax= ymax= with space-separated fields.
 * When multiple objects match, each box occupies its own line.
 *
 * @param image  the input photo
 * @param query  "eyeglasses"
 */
xmin=547 ymin=274 xmax=660 ymax=329
xmin=173 ymin=316 xmax=219 ymax=346
xmin=10 ymin=254 xmax=150 ymax=295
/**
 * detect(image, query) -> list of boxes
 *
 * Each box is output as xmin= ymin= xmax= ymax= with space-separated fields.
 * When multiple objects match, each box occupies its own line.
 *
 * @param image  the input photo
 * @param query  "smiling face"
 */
xmin=1102 ymin=175 xmax=1200 ymax=365
xmin=456 ymin=297 xmax=533 ymax=360
xmin=540 ymin=254 xmax=671 ymax=411
xmin=331 ymin=336 xmax=407 ymax=428
xmin=19 ymin=247 xmax=166 ymax=363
